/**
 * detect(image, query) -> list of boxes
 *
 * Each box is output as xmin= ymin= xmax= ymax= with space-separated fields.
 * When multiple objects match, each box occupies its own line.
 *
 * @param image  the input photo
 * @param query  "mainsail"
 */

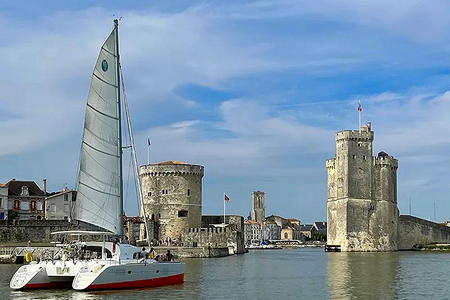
xmin=75 ymin=23 xmax=123 ymax=235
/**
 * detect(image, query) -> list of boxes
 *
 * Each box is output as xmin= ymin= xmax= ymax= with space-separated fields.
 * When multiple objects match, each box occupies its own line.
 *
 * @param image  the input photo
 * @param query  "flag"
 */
xmin=224 ymin=194 xmax=230 ymax=202
xmin=357 ymin=101 xmax=363 ymax=112
xmin=147 ymin=138 xmax=151 ymax=146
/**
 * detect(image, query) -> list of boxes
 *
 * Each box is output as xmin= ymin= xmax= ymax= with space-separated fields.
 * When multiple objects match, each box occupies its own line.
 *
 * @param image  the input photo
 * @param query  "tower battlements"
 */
xmin=373 ymin=153 xmax=398 ymax=168
xmin=335 ymin=125 xmax=374 ymax=142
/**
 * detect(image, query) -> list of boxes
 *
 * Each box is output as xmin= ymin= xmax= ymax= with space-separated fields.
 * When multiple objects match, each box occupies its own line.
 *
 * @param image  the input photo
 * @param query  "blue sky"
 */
xmin=1 ymin=0 xmax=450 ymax=223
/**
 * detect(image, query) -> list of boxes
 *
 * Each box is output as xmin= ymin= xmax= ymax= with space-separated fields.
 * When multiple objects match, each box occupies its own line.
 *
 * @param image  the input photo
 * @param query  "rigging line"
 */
xmin=87 ymin=102 xmax=118 ymax=120
xmin=93 ymin=72 xmax=119 ymax=88
xmin=120 ymin=64 xmax=150 ymax=243
xmin=83 ymin=141 xmax=119 ymax=157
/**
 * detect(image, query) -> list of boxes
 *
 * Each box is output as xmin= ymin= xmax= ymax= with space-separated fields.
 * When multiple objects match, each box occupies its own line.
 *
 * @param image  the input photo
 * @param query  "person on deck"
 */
xmin=166 ymin=250 xmax=174 ymax=262
xmin=148 ymin=248 xmax=157 ymax=259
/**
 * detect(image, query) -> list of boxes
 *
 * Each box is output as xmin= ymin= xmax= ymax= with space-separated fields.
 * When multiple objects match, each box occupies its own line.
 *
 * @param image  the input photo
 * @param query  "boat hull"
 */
xmin=73 ymin=261 xmax=185 ymax=290
xmin=10 ymin=263 xmax=73 ymax=290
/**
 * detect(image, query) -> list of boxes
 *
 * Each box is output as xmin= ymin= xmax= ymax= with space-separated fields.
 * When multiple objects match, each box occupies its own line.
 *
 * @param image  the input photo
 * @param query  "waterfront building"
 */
xmin=139 ymin=161 xmax=204 ymax=241
xmin=300 ymin=224 xmax=314 ymax=239
xmin=244 ymin=219 xmax=281 ymax=245
xmin=266 ymin=215 xmax=301 ymax=240
xmin=244 ymin=219 xmax=261 ymax=245
xmin=262 ymin=220 xmax=281 ymax=241
xmin=0 ymin=184 xmax=8 ymax=220
xmin=123 ymin=216 xmax=144 ymax=244
xmin=3 ymin=179 xmax=46 ymax=220
xmin=251 ymin=191 xmax=265 ymax=224
xmin=44 ymin=188 xmax=76 ymax=220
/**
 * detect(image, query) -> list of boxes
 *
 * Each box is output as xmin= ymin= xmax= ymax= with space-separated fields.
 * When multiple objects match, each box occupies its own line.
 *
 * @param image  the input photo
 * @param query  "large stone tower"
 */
xmin=326 ymin=124 xmax=398 ymax=251
xmin=139 ymin=161 xmax=204 ymax=241
xmin=251 ymin=191 xmax=265 ymax=224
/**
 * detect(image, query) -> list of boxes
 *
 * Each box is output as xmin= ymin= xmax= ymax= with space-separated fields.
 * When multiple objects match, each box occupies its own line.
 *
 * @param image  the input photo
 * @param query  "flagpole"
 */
xmin=147 ymin=138 xmax=150 ymax=165
xmin=358 ymin=100 xmax=361 ymax=133
xmin=223 ymin=193 xmax=226 ymax=225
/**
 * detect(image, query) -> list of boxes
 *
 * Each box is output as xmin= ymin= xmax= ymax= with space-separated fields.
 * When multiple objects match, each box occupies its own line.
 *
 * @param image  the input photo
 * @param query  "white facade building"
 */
xmin=45 ymin=189 xmax=76 ymax=220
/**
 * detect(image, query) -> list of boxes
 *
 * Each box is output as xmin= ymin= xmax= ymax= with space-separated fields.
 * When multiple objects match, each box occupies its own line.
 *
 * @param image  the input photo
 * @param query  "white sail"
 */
xmin=74 ymin=27 xmax=122 ymax=235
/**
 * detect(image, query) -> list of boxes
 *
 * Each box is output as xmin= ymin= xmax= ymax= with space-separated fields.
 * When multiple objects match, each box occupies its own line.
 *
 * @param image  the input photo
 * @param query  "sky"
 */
xmin=1 ymin=0 xmax=450 ymax=223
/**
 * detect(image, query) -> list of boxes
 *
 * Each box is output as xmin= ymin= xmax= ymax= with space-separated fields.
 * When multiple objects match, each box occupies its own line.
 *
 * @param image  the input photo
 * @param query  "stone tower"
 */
xmin=326 ymin=124 xmax=398 ymax=251
xmin=251 ymin=191 xmax=265 ymax=224
xmin=139 ymin=161 xmax=204 ymax=241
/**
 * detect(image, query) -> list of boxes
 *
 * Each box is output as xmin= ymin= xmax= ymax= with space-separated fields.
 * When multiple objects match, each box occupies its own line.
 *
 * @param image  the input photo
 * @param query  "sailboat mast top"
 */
xmin=114 ymin=19 xmax=124 ymax=237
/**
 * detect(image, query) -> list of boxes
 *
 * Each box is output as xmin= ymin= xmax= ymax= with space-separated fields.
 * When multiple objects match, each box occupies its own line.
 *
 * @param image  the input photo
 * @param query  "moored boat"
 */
xmin=10 ymin=19 xmax=185 ymax=290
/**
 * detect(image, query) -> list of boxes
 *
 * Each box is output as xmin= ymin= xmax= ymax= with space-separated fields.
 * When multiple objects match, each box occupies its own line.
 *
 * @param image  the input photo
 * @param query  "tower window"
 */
xmin=352 ymin=155 xmax=356 ymax=159
xmin=363 ymin=155 xmax=366 ymax=160
xmin=187 ymin=189 xmax=191 ymax=196
xmin=148 ymin=191 xmax=152 ymax=196
xmin=178 ymin=210 xmax=188 ymax=217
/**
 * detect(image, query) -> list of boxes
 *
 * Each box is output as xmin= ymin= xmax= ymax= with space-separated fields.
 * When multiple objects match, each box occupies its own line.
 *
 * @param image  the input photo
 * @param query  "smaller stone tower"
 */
xmin=139 ymin=161 xmax=204 ymax=241
xmin=251 ymin=191 xmax=265 ymax=224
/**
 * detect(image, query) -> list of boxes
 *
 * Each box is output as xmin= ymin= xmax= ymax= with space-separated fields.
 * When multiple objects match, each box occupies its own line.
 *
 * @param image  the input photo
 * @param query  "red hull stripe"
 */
xmin=87 ymin=273 xmax=184 ymax=290
xmin=24 ymin=281 xmax=72 ymax=289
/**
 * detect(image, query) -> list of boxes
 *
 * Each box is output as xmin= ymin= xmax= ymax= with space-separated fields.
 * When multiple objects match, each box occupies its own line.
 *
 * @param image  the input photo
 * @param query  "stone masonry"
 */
xmin=327 ymin=124 xmax=399 ymax=251
xmin=251 ymin=191 xmax=265 ymax=224
xmin=139 ymin=161 xmax=204 ymax=241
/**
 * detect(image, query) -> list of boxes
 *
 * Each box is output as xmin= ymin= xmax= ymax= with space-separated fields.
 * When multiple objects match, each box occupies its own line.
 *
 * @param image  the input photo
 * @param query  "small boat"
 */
xmin=10 ymin=19 xmax=184 ymax=290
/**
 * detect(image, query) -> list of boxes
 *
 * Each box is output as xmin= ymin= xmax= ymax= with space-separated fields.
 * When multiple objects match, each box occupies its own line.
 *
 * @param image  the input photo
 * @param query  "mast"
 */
xmin=114 ymin=19 xmax=124 ymax=237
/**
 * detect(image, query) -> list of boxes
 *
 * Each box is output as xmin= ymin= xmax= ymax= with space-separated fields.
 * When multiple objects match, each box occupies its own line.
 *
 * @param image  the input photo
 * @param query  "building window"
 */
xmin=64 ymin=204 xmax=69 ymax=213
xmin=30 ymin=200 xmax=36 ymax=211
xmin=352 ymin=155 xmax=356 ymax=159
xmin=178 ymin=210 xmax=188 ymax=217
xmin=13 ymin=200 xmax=20 ymax=210
xmin=284 ymin=232 xmax=288 ymax=239
xmin=148 ymin=191 xmax=152 ymax=197
xmin=363 ymin=155 xmax=366 ymax=160
xmin=36 ymin=215 xmax=42 ymax=220
xmin=161 ymin=189 xmax=168 ymax=195
xmin=64 ymin=194 xmax=68 ymax=201
xmin=51 ymin=204 xmax=56 ymax=213
xmin=187 ymin=189 xmax=191 ymax=196
xmin=0 ymin=198 xmax=2 ymax=208
xmin=21 ymin=186 xmax=29 ymax=196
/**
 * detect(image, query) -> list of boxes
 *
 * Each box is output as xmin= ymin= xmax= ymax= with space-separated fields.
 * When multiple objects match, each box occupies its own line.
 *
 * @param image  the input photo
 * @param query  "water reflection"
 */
xmin=327 ymin=252 xmax=399 ymax=299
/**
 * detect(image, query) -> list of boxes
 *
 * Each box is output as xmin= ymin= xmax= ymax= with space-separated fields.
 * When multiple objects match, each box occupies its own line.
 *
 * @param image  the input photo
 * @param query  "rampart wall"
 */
xmin=398 ymin=215 xmax=450 ymax=250
xmin=0 ymin=220 xmax=106 ymax=243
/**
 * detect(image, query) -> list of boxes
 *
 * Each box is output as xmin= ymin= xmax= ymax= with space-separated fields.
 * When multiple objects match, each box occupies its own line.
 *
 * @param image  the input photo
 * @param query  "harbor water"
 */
xmin=1 ymin=248 xmax=449 ymax=299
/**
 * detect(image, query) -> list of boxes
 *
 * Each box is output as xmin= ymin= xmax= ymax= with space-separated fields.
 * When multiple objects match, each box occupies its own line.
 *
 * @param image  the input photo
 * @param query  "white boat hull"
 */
xmin=73 ymin=261 xmax=185 ymax=290
xmin=10 ymin=261 xmax=78 ymax=289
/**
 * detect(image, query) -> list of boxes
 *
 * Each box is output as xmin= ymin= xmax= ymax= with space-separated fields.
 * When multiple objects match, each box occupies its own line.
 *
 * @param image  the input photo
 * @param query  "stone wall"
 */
xmin=398 ymin=215 xmax=450 ymax=250
xmin=139 ymin=162 xmax=204 ymax=241
xmin=0 ymin=220 xmax=107 ymax=243
xmin=181 ymin=227 xmax=245 ymax=254
xmin=152 ymin=246 xmax=229 ymax=258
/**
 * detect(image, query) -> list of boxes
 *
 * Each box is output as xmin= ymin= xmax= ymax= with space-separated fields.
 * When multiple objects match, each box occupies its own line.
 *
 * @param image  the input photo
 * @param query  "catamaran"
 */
xmin=10 ymin=19 xmax=184 ymax=290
